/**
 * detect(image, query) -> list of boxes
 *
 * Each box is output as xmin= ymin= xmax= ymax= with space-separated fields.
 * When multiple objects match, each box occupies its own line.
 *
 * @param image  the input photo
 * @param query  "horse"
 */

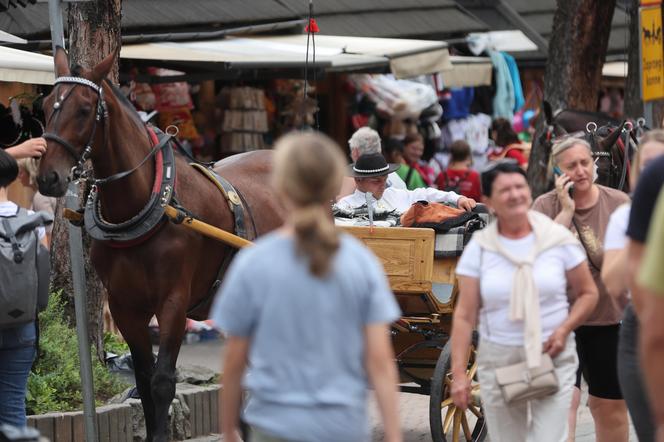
xmin=528 ymin=101 xmax=636 ymax=198
xmin=37 ymin=48 xmax=287 ymax=441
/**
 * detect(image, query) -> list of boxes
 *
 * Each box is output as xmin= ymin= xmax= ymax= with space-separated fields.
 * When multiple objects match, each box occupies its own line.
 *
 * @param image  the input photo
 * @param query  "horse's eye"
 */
xmin=78 ymin=107 xmax=92 ymax=118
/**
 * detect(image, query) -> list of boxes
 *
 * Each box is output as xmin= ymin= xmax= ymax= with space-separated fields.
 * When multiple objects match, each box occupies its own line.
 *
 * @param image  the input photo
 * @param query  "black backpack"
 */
xmin=0 ymin=206 xmax=52 ymax=329
xmin=441 ymin=170 xmax=470 ymax=194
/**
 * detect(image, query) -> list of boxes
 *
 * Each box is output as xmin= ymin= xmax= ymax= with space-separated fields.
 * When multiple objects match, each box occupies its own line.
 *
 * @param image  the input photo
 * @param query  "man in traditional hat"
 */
xmin=337 ymin=127 xmax=406 ymax=199
xmin=336 ymin=152 xmax=476 ymax=214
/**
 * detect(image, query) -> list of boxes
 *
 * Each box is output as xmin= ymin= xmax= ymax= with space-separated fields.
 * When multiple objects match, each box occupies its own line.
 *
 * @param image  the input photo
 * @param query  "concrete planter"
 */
xmin=27 ymin=384 xmax=220 ymax=442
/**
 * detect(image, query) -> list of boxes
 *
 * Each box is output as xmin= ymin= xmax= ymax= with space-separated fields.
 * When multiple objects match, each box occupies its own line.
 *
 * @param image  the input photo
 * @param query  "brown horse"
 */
xmin=37 ymin=48 xmax=286 ymax=441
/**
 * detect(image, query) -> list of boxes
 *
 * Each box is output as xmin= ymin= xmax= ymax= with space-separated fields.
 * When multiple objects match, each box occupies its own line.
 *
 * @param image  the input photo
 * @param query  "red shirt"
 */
xmin=435 ymin=168 xmax=482 ymax=201
xmin=487 ymin=143 xmax=528 ymax=166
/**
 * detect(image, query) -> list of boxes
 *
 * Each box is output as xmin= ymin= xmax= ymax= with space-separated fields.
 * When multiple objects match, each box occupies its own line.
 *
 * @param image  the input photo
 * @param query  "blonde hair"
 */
xmin=273 ymin=132 xmax=346 ymax=277
xmin=547 ymin=136 xmax=592 ymax=179
xmin=16 ymin=157 xmax=39 ymax=186
xmin=632 ymin=129 xmax=664 ymax=188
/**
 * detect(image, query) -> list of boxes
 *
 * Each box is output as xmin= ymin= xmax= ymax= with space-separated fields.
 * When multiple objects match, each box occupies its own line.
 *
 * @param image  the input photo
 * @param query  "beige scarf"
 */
xmin=474 ymin=210 xmax=579 ymax=368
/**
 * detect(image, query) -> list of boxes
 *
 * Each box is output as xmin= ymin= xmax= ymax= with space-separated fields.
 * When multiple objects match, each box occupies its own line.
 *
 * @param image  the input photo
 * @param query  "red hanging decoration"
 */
xmin=305 ymin=18 xmax=320 ymax=33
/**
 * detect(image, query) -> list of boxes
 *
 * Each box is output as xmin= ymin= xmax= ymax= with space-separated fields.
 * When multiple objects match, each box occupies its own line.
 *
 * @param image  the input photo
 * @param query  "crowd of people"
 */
xmin=212 ymin=123 xmax=664 ymax=442
xmin=4 ymin=114 xmax=664 ymax=442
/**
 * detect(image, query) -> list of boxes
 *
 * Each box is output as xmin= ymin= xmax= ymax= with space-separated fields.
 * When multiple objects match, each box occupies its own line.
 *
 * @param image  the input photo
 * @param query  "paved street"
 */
xmin=176 ymin=338 xmax=637 ymax=441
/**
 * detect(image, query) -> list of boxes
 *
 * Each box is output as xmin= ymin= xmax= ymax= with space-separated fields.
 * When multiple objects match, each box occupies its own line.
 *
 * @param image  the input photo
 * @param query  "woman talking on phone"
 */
xmin=532 ymin=137 xmax=631 ymax=442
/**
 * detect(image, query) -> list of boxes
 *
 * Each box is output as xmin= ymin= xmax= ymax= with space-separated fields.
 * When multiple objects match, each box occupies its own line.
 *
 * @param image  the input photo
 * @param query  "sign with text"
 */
xmin=641 ymin=5 xmax=664 ymax=101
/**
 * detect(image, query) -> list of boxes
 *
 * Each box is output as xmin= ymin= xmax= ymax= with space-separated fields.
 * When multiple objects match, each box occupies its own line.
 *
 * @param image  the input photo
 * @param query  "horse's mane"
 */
xmin=103 ymin=79 xmax=148 ymax=133
xmin=68 ymin=64 xmax=147 ymax=134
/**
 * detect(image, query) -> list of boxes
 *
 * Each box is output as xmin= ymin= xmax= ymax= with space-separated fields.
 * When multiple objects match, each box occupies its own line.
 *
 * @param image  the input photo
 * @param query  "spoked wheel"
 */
xmin=429 ymin=334 xmax=487 ymax=442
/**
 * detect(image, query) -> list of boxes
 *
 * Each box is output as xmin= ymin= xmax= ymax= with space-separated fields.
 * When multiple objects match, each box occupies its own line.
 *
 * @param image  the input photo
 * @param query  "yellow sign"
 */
xmin=641 ymin=6 xmax=664 ymax=101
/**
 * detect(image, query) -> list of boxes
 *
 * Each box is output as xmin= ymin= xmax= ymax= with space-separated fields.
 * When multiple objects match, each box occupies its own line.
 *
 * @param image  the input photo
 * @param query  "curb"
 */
xmin=27 ymin=384 xmax=220 ymax=442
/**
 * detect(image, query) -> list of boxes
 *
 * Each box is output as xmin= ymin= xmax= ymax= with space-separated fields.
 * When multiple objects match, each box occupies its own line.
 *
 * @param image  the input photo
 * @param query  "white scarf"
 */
xmin=474 ymin=210 xmax=579 ymax=368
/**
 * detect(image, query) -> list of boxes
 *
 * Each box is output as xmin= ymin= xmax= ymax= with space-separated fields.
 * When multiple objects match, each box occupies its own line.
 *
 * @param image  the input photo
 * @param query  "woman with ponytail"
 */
xmin=211 ymin=132 xmax=402 ymax=442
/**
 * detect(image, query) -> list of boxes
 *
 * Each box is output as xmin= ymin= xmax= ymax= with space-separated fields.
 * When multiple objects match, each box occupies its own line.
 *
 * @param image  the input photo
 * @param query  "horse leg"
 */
xmin=109 ymin=303 xmax=158 ymax=440
xmin=151 ymin=293 xmax=188 ymax=442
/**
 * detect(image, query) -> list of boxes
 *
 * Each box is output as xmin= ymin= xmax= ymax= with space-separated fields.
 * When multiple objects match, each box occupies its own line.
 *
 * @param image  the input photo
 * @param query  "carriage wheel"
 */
xmin=429 ymin=334 xmax=487 ymax=442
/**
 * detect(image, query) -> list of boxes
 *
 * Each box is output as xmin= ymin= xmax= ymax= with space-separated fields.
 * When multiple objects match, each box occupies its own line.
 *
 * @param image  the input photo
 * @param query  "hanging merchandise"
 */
xmin=131 ymin=81 xmax=157 ymax=112
xmin=488 ymin=50 xmax=515 ymax=120
xmin=273 ymin=79 xmax=318 ymax=133
xmin=0 ymin=93 xmax=45 ymax=148
xmin=350 ymin=74 xmax=438 ymax=121
xmin=501 ymin=52 xmax=524 ymax=112
xmin=219 ymin=86 xmax=269 ymax=153
xmin=149 ymin=68 xmax=194 ymax=111
xmin=513 ymin=82 xmax=542 ymax=136
xmin=146 ymin=68 xmax=200 ymax=141
xmin=441 ymin=87 xmax=474 ymax=121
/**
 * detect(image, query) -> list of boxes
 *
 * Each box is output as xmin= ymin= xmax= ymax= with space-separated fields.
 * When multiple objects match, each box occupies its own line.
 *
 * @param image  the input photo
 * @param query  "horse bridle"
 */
xmin=42 ymin=76 xmax=108 ymax=181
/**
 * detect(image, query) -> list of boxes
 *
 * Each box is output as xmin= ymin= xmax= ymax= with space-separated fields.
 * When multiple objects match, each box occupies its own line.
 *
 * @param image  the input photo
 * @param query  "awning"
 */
xmin=121 ymin=34 xmax=452 ymax=79
xmin=0 ymin=29 xmax=26 ymax=44
xmin=0 ymin=46 xmax=53 ymax=85
xmin=444 ymin=56 xmax=493 ymax=88
xmin=602 ymin=61 xmax=627 ymax=78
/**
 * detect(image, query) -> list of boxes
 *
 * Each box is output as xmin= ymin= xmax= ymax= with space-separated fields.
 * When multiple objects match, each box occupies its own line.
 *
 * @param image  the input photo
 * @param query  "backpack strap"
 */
xmin=1 ymin=218 xmax=24 ymax=263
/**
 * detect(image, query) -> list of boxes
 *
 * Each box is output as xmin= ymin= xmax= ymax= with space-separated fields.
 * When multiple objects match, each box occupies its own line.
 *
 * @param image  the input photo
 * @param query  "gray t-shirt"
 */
xmin=211 ymin=232 xmax=400 ymax=442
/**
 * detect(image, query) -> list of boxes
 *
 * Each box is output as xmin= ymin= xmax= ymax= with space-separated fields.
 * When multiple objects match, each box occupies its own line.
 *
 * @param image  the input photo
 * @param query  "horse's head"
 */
xmin=37 ymin=47 xmax=116 ymax=197
xmin=590 ymin=121 xmax=629 ymax=191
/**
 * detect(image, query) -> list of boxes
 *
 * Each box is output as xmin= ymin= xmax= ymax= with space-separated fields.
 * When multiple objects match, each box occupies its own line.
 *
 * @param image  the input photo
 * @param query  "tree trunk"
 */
xmin=51 ymin=0 xmax=122 ymax=361
xmin=624 ymin=0 xmax=643 ymax=120
xmin=528 ymin=0 xmax=616 ymax=197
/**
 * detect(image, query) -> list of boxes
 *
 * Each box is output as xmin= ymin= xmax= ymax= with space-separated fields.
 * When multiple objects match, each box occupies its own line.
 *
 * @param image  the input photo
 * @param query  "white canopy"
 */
xmin=121 ymin=34 xmax=453 ymax=79
xmin=0 ymin=46 xmax=54 ymax=85
xmin=0 ymin=30 xmax=27 ymax=44
xmin=444 ymin=56 xmax=493 ymax=88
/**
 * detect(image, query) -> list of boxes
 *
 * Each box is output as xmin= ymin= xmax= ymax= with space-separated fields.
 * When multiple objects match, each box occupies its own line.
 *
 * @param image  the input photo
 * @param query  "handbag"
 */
xmin=494 ymin=353 xmax=559 ymax=404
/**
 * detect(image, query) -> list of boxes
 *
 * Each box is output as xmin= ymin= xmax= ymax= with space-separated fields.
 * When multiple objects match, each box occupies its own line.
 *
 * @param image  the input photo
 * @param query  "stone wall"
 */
xmin=27 ymin=384 xmax=220 ymax=442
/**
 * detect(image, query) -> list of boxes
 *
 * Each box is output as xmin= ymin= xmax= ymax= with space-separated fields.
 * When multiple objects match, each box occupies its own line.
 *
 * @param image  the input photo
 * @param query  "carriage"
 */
xmin=342 ymin=224 xmax=487 ymax=442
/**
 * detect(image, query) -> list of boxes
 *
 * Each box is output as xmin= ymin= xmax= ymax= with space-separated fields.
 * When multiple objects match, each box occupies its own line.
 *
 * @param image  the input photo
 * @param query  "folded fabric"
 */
xmin=400 ymin=201 xmax=465 ymax=227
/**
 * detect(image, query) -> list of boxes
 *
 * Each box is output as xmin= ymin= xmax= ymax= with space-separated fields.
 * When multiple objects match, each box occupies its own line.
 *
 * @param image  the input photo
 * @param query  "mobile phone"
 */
xmin=553 ymin=166 xmax=574 ymax=197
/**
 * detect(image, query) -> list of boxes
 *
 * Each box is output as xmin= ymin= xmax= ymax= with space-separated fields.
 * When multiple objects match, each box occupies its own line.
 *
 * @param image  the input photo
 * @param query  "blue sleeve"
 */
xmin=209 ymin=251 xmax=257 ymax=337
xmin=360 ymin=248 xmax=401 ymax=324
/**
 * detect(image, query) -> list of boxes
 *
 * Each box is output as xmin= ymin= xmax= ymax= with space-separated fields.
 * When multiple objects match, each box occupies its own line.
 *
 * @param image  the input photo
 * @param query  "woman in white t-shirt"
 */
xmin=601 ymin=130 xmax=664 ymax=442
xmin=450 ymin=159 xmax=598 ymax=442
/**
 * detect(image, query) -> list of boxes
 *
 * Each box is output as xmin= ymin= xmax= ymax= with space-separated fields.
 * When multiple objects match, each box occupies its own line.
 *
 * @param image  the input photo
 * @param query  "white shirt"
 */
xmin=0 ymin=201 xmax=46 ymax=240
xmin=456 ymin=234 xmax=586 ymax=346
xmin=386 ymin=172 xmax=406 ymax=189
xmin=604 ymin=203 xmax=631 ymax=251
xmin=336 ymin=187 xmax=461 ymax=215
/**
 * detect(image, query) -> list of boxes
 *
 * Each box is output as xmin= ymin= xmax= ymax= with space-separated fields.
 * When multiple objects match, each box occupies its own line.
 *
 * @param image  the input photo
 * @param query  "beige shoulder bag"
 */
xmin=494 ymin=354 xmax=559 ymax=404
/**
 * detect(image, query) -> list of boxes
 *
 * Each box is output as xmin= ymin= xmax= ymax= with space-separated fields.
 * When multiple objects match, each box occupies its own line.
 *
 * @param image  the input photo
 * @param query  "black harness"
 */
xmin=41 ymin=76 xmax=252 ymax=248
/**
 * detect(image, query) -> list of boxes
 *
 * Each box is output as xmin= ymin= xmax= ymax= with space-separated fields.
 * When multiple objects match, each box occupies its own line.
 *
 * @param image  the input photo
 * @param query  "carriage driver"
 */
xmin=336 ymin=152 xmax=477 ymax=214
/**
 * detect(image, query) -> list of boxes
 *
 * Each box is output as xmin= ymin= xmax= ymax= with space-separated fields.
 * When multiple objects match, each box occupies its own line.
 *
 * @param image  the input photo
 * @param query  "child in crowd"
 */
xmin=436 ymin=140 xmax=482 ymax=201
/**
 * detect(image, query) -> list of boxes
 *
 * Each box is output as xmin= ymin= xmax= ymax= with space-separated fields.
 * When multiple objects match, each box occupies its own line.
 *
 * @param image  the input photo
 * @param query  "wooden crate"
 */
xmin=341 ymin=226 xmax=434 ymax=294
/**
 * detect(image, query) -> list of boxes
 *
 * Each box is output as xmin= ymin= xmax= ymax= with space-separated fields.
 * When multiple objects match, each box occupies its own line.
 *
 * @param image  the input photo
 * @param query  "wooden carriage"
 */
xmin=342 ymin=226 xmax=486 ymax=442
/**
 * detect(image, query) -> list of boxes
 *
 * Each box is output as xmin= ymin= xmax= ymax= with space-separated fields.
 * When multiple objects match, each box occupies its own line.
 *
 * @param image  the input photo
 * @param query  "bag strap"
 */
xmin=571 ymin=217 xmax=601 ymax=272
xmin=2 ymin=218 xmax=24 ymax=263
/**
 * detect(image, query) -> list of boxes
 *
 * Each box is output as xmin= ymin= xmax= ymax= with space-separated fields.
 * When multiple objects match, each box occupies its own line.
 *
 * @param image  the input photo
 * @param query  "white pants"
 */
xmin=476 ymin=336 xmax=578 ymax=442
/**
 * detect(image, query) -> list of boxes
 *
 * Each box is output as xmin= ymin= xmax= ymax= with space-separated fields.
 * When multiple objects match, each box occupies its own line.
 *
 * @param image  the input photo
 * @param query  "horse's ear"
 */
xmin=542 ymin=101 xmax=553 ymax=125
xmin=54 ymin=46 xmax=70 ymax=77
xmin=599 ymin=121 xmax=626 ymax=152
xmin=90 ymin=49 xmax=117 ymax=85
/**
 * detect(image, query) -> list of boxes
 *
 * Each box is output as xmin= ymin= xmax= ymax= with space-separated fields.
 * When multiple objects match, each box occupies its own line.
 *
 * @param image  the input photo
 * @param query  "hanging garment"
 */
xmin=488 ymin=50 xmax=515 ymax=120
xmin=501 ymin=52 xmax=525 ymax=112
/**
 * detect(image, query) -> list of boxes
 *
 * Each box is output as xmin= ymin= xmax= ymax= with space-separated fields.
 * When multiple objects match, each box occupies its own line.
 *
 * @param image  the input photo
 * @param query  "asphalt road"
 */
xmin=174 ymin=338 xmax=637 ymax=441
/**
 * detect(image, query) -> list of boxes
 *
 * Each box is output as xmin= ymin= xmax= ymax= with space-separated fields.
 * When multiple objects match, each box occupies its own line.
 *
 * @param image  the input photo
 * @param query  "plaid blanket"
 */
xmin=434 ymin=212 xmax=492 ymax=257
